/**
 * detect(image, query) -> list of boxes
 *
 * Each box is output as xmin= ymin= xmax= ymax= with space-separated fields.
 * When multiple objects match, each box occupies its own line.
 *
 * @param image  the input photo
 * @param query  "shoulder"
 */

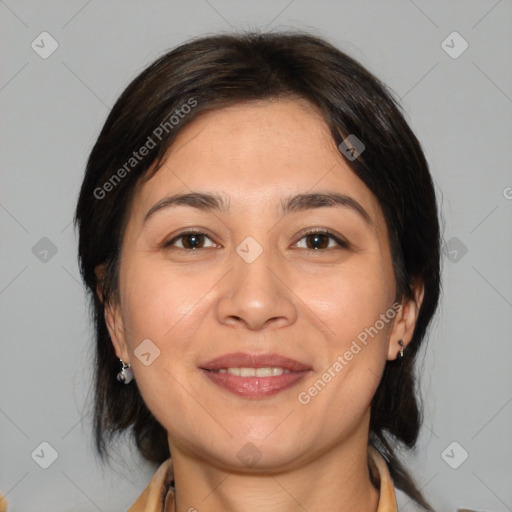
xmin=368 ymin=448 xmax=433 ymax=512
xmin=127 ymin=458 xmax=174 ymax=512
xmin=0 ymin=493 xmax=7 ymax=512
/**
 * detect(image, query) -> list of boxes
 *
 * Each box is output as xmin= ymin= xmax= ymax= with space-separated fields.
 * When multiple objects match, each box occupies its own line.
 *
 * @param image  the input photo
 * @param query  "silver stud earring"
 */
xmin=117 ymin=358 xmax=134 ymax=384
xmin=398 ymin=340 xmax=405 ymax=358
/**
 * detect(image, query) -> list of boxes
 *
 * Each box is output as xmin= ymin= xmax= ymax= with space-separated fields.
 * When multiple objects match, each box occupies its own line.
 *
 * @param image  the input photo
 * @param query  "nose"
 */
xmin=216 ymin=247 xmax=298 ymax=331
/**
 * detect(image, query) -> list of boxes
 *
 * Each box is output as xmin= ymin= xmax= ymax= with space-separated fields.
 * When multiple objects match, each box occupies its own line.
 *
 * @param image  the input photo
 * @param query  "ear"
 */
xmin=387 ymin=280 xmax=425 ymax=360
xmin=94 ymin=264 xmax=106 ymax=304
xmin=94 ymin=264 xmax=130 ymax=364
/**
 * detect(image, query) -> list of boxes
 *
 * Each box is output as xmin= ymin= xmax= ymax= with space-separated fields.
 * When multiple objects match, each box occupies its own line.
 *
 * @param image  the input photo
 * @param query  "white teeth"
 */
xmin=216 ymin=367 xmax=290 ymax=377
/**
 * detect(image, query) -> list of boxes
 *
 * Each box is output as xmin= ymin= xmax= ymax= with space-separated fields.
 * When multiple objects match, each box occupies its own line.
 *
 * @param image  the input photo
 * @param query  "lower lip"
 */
xmin=201 ymin=369 xmax=310 ymax=399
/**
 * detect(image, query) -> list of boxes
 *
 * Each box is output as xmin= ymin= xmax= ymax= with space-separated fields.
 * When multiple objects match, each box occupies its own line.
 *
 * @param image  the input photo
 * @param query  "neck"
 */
xmin=168 ymin=424 xmax=380 ymax=512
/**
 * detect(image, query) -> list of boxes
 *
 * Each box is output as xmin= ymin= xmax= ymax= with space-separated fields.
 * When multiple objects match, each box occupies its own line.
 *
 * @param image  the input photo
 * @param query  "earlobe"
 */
xmin=95 ymin=264 xmax=130 ymax=364
xmin=104 ymin=302 xmax=130 ymax=364
xmin=387 ymin=281 xmax=424 ymax=360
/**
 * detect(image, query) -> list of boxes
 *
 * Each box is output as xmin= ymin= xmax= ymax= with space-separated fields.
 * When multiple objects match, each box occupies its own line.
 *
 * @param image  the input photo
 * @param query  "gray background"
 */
xmin=1 ymin=0 xmax=511 ymax=511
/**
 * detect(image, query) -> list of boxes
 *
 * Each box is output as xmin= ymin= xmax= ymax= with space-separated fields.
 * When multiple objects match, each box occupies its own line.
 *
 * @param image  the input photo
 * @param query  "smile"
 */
xmin=200 ymin=352 xmax=312 ymax=399
xmin=210 ymin=367 xmax=291 ymax=377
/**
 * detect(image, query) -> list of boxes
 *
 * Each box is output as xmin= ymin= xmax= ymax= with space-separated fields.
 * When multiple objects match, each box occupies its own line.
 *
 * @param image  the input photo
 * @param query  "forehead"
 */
xmin=129 ymin=98 xmax=383 ymax=225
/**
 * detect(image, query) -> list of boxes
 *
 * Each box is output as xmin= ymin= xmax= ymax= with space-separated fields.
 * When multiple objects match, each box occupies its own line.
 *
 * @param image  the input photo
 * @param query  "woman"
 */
xmin=74 ymin=31 xmax=441 ymax=511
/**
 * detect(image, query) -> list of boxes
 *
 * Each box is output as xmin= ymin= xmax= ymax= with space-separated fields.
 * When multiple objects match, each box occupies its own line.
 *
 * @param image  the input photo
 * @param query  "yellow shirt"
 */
xmin=127 ymin=446 xmax=398 ymax=512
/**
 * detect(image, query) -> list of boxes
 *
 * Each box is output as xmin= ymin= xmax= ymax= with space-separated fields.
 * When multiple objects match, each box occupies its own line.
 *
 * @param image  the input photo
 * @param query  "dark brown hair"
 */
xmin=74 ymin=30 xmax=440 ymax=509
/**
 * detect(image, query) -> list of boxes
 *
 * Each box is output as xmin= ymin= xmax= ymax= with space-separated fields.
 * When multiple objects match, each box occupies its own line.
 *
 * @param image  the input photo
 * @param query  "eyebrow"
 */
xmin=143 ymin=191 xmax=373 ymax=226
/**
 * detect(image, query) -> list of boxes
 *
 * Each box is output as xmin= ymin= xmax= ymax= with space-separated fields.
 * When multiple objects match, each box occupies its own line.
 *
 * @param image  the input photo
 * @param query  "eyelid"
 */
xmin=163 ymin=227 xmax=350 ymax=250
xmin=162 ymin=229 xmax=218 ymax=249
xmin=293 ymin=227 xmax=351 ymax=249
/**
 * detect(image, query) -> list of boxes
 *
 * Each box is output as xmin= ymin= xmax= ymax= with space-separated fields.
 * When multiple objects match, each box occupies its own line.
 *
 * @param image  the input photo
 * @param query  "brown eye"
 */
xmin=164 ymin=232 xmax=217 ymax=250
xmin=305 ymin=233 xmax=330 ymax=249
xmin=295 ymin=230 xmax=349 ymax=250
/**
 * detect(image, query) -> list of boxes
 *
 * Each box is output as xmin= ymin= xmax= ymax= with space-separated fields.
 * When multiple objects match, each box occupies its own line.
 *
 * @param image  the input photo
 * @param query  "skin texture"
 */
xmin=100 ymin=98 xmax=423 ymax=512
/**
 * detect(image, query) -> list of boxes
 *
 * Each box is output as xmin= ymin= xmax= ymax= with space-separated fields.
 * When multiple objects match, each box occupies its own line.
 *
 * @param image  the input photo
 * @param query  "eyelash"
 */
xmin=162 ymin=228 xmax=350 ymax=251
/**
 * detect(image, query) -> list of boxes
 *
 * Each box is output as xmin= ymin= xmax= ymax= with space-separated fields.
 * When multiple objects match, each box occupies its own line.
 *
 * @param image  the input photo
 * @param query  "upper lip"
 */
xmin=200 ymin=352 xmax=312 ymax=372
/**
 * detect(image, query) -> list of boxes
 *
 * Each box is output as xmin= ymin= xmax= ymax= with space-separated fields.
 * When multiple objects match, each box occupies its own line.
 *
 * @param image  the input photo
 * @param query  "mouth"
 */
xmin=209 ymin=367 xmax=292 ymax=376
xmin=199 ymin=352 xmax=312 ymax=399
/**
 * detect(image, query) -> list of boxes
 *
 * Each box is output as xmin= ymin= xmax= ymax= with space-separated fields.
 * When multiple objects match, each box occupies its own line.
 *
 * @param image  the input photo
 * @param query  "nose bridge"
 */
xmin=235 ymin=240 xmax=275 ymax=292
xmin=233 ymin=235 xmax=280 ymax=305
xmin=216 ymin=234 xmax=296 ymax=329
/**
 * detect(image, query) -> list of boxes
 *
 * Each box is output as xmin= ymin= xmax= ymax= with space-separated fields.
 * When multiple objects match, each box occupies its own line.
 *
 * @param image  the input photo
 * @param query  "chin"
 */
xmin=221 ymin=430 xmax=308 ymax=471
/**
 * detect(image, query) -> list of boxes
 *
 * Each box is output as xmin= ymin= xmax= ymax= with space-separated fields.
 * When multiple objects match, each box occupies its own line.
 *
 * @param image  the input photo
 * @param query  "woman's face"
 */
xmin=105 ymin=98 xmax=419 ymax=470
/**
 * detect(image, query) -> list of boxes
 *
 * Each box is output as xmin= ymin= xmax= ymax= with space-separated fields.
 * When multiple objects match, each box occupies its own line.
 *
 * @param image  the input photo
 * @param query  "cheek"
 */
xmin=293 ymin=266 xmax=393 ymax=412
xmin=299 ymin=264 xmax=394 ymax=344
xmin=120 ymin=257 xmax=215 ymax=344
xmin=118 ymin=261 xmax=216 ymax=433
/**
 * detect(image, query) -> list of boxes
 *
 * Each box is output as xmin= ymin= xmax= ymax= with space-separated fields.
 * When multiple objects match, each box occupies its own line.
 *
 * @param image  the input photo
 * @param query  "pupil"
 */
xmin=185 ymin=234 xmax=202 ymax=249
xmin=309 ymin=234 xmax=326 ymax=249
